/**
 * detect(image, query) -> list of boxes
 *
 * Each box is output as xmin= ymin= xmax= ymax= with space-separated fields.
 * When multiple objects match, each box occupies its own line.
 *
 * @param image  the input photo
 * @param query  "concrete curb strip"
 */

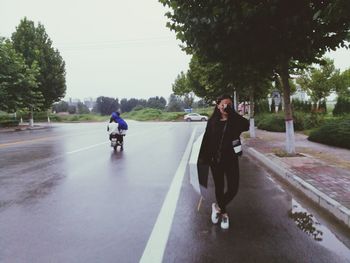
xmin=246 ymin=147 xmax=350 ymax=228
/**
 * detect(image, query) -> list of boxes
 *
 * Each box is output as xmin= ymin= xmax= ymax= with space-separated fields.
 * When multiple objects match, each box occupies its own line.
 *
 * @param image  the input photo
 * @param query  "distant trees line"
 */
xmin=53 ymin=95 xmax=209 ymax=115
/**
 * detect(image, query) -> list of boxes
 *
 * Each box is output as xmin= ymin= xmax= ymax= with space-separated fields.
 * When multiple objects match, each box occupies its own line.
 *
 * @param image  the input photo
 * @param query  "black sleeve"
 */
xmin=198 ymin=121 xmax=212 ymax=164
xmin=234 ymin=112 xmax=249 ymax=133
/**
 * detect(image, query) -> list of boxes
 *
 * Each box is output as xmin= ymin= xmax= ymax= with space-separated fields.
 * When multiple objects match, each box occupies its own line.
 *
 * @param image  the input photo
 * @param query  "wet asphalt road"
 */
xmin=0 ymin=122 xmax=349 ymax=263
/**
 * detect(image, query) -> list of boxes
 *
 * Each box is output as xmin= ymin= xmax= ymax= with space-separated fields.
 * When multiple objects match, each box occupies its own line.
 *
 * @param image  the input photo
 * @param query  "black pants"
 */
xmin=210 ymin=158 xmax=239 ymax=213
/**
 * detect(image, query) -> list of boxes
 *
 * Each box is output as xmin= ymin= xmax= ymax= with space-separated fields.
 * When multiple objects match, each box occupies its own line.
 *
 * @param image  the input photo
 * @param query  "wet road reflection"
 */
xmin=289 ymin=199 xmax=350 ymax=260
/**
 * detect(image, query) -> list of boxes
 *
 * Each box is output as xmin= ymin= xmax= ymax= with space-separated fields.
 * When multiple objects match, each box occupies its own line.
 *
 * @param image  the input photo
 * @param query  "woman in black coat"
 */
xmin=198 ymin=95 xmax=249 ymax=229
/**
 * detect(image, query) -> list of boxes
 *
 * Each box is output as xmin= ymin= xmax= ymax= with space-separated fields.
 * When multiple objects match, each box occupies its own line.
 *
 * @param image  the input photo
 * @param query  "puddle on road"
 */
xmin=289 ymin=199 xmax=350 ymax=260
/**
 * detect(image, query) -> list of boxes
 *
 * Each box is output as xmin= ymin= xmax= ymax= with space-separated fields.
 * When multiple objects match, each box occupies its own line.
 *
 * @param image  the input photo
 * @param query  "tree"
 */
xmin=94 ymin=96 xmax=119 ymax=115
xmin=166 ymin=93 xmax=184 ymax=112
xmin=147 ymin=96 xmax=167 ymax=109
xmin=160 ymin=0 xmax=350 ymax=153
xmin=77 ymin=102 xmax=90 ymax=114
xmin=172 ymin=71 xmax=194 ymax=108
xmin=52 ymin=101 xmax=69 ymax=113
xmin=335 ymin=68 xmax=350 ymax=97
xmin=11 ymin=17 xmax=66 ymax=109
xmin=187 ymin=55 xmax=232 ymax=103
xmin=297 ymin=58 xmax=341 ymax=110
xmin=0 ymin=38 xmax=43 ymax=116
xmin=120 ymin=98 xmax=140 ymax=112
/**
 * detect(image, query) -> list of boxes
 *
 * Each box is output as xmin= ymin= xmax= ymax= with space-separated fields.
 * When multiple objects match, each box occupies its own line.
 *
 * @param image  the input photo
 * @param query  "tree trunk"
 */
xmin=280 ymin=61 xmax=295 ymax=154
xmin=249 ymin=91 xmax=256 ymax=138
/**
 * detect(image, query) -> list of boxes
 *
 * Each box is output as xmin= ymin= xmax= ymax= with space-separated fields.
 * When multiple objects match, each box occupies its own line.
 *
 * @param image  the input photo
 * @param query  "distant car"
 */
xmin=184 ymin=113 xmax=208 ymax=122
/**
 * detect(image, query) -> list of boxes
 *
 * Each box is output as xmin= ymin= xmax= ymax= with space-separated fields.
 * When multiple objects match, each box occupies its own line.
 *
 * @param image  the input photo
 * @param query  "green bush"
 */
xmin=0 ymin=120 xmax=19 ymax=127
xmin=132 ymin=105 xmax=145 ymax=111
xmin=255 ymin=111 xmax=325 ymax=132
xmin=309 ymin=117 xmax=350 ymax=149
xmin=255 ymin=113 xmax=285 ymax=132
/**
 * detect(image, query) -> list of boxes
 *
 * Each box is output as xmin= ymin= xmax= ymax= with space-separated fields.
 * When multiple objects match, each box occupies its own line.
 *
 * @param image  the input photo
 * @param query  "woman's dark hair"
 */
xmin=210 ymin=94 xmax=234 ymax=122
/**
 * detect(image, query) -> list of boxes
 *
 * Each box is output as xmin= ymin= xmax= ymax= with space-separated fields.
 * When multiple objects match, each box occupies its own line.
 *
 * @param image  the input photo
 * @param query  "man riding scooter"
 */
xmin=107 ymin=112 xmax=128 ymax=150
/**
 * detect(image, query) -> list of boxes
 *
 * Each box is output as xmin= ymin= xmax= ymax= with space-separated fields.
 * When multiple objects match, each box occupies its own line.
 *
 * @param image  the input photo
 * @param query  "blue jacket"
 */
xmin=111 ymin=114 xmax=128 ymax=130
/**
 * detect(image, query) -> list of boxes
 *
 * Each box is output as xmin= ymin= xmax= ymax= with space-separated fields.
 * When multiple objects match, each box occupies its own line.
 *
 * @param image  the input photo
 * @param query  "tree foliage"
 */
xmin=147 ymin=96 xmax=167 ymax=109
xmin=336 ymin=68 xmax=350 ymax=97
xmin=0 ymin=38 xmax=43 ymax=112
xmin=160 ymin=0 xmax=350 ymax=153
xmin=52 ymin=101 xmax=69 ymax=113
xmin=11 ymin=17 xmax=66 ymax=109
xmin=166 ymin=93 xmax=184 ymax=112
xmin=94 ymin=96 xmax=119 ymax=115
xmin=172 ymin=71 xmax=195 ymax=108
xmin=297 ymin=58 xmax=341 ymax=106
xmin=333 ymin=96 xmax=350 ymax=116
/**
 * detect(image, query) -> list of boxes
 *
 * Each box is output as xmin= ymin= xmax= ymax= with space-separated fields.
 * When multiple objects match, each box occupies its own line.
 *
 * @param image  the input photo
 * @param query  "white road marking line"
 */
xmin=139 ymin=128 xmax=197 ymax=263
xmin=66 ymin=142 xmax=109 ymax=154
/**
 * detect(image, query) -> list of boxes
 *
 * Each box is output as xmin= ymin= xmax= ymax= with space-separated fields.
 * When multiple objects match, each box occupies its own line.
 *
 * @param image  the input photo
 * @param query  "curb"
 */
xmin=245 ymin=146 xmax=350 ymax=229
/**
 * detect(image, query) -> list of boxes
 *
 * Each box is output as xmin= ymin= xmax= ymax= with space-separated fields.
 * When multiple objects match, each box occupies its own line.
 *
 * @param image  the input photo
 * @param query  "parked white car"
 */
xmin=184 ymin=113 xmax=208 ymax=122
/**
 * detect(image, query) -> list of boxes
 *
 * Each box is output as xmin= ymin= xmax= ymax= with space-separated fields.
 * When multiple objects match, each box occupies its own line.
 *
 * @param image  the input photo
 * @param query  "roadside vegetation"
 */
xmin=254 ymin=95 xmax=350 ymax=150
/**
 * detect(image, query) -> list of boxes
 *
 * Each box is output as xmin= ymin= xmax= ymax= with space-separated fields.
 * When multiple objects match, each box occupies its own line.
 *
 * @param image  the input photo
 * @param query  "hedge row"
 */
xmin=255 ymin=112 xmax=325 ymax=132
xmin=0 ymin=120 xmax=19 ymax=127
xmin=308 ymin=117 xmax=350 ymax=149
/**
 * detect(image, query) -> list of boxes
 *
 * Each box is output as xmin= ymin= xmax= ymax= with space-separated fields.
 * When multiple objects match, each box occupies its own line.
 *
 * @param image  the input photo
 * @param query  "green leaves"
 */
xmin=0 ymin=39 xmax=41 ymax=112
xmin=11 ymin=17 xmax=66 ymax=109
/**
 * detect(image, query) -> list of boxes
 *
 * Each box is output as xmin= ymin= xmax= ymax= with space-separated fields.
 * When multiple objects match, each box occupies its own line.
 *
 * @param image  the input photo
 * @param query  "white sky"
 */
xmin=1 ymin=0 xmax=349 ymax=101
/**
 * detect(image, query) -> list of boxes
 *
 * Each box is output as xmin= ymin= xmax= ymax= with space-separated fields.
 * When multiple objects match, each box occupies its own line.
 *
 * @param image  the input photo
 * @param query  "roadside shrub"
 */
xmin=159 ymin=112 xmax=186 ymax=121
xmin=255 ymin=113 xmax=285 ymax=132
xmin=0 ymin=120 xmax=19 ymax=127
xmin=255 ymin=111 xmax=325 ymax=132
xmin=308 ymin=117 xmax=350 ymax=149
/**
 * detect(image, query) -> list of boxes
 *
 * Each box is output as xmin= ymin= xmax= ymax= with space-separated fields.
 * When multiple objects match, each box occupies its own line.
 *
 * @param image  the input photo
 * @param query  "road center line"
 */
xmin=139 ymin=127 xmax=197 ymax=263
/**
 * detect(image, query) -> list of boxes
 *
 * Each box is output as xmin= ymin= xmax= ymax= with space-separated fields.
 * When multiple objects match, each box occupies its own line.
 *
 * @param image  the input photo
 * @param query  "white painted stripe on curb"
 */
xmin=246 ymin=147 xmax=350 ymax=228
xmin=139 ymin=128 xmax=197 ymax=263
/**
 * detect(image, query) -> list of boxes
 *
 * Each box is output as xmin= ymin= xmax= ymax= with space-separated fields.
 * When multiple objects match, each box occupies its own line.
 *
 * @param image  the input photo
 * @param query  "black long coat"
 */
xmin=198 ymin=111 xmax=250 ymax=165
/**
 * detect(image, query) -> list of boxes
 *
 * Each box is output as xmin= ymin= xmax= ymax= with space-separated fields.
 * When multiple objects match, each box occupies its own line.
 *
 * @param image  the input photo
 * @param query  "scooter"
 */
xmin=110 ymin=133 xmax=124 ymax=151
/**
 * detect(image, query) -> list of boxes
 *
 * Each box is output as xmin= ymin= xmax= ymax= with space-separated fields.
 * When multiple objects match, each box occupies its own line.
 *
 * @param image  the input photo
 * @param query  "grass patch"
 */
xmin=122 ymin=108 xmax=187 ymax=121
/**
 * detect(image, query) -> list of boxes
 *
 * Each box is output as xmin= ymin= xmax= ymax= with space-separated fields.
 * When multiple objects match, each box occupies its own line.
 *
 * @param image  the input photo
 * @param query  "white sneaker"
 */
xmin=221 ymin=214 xmax=229 ymax=229
xmin=211 ymin=203 xmax=221 ymax=224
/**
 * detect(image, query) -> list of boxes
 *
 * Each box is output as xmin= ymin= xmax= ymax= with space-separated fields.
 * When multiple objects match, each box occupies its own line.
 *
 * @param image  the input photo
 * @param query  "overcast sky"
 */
xmin=1 ymin=0 xmax=349 ymax=101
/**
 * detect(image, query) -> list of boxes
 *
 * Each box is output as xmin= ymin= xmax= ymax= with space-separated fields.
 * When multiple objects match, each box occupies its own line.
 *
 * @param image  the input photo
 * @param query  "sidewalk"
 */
xmin=244 ymin=129 xmax=350 ymax=228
